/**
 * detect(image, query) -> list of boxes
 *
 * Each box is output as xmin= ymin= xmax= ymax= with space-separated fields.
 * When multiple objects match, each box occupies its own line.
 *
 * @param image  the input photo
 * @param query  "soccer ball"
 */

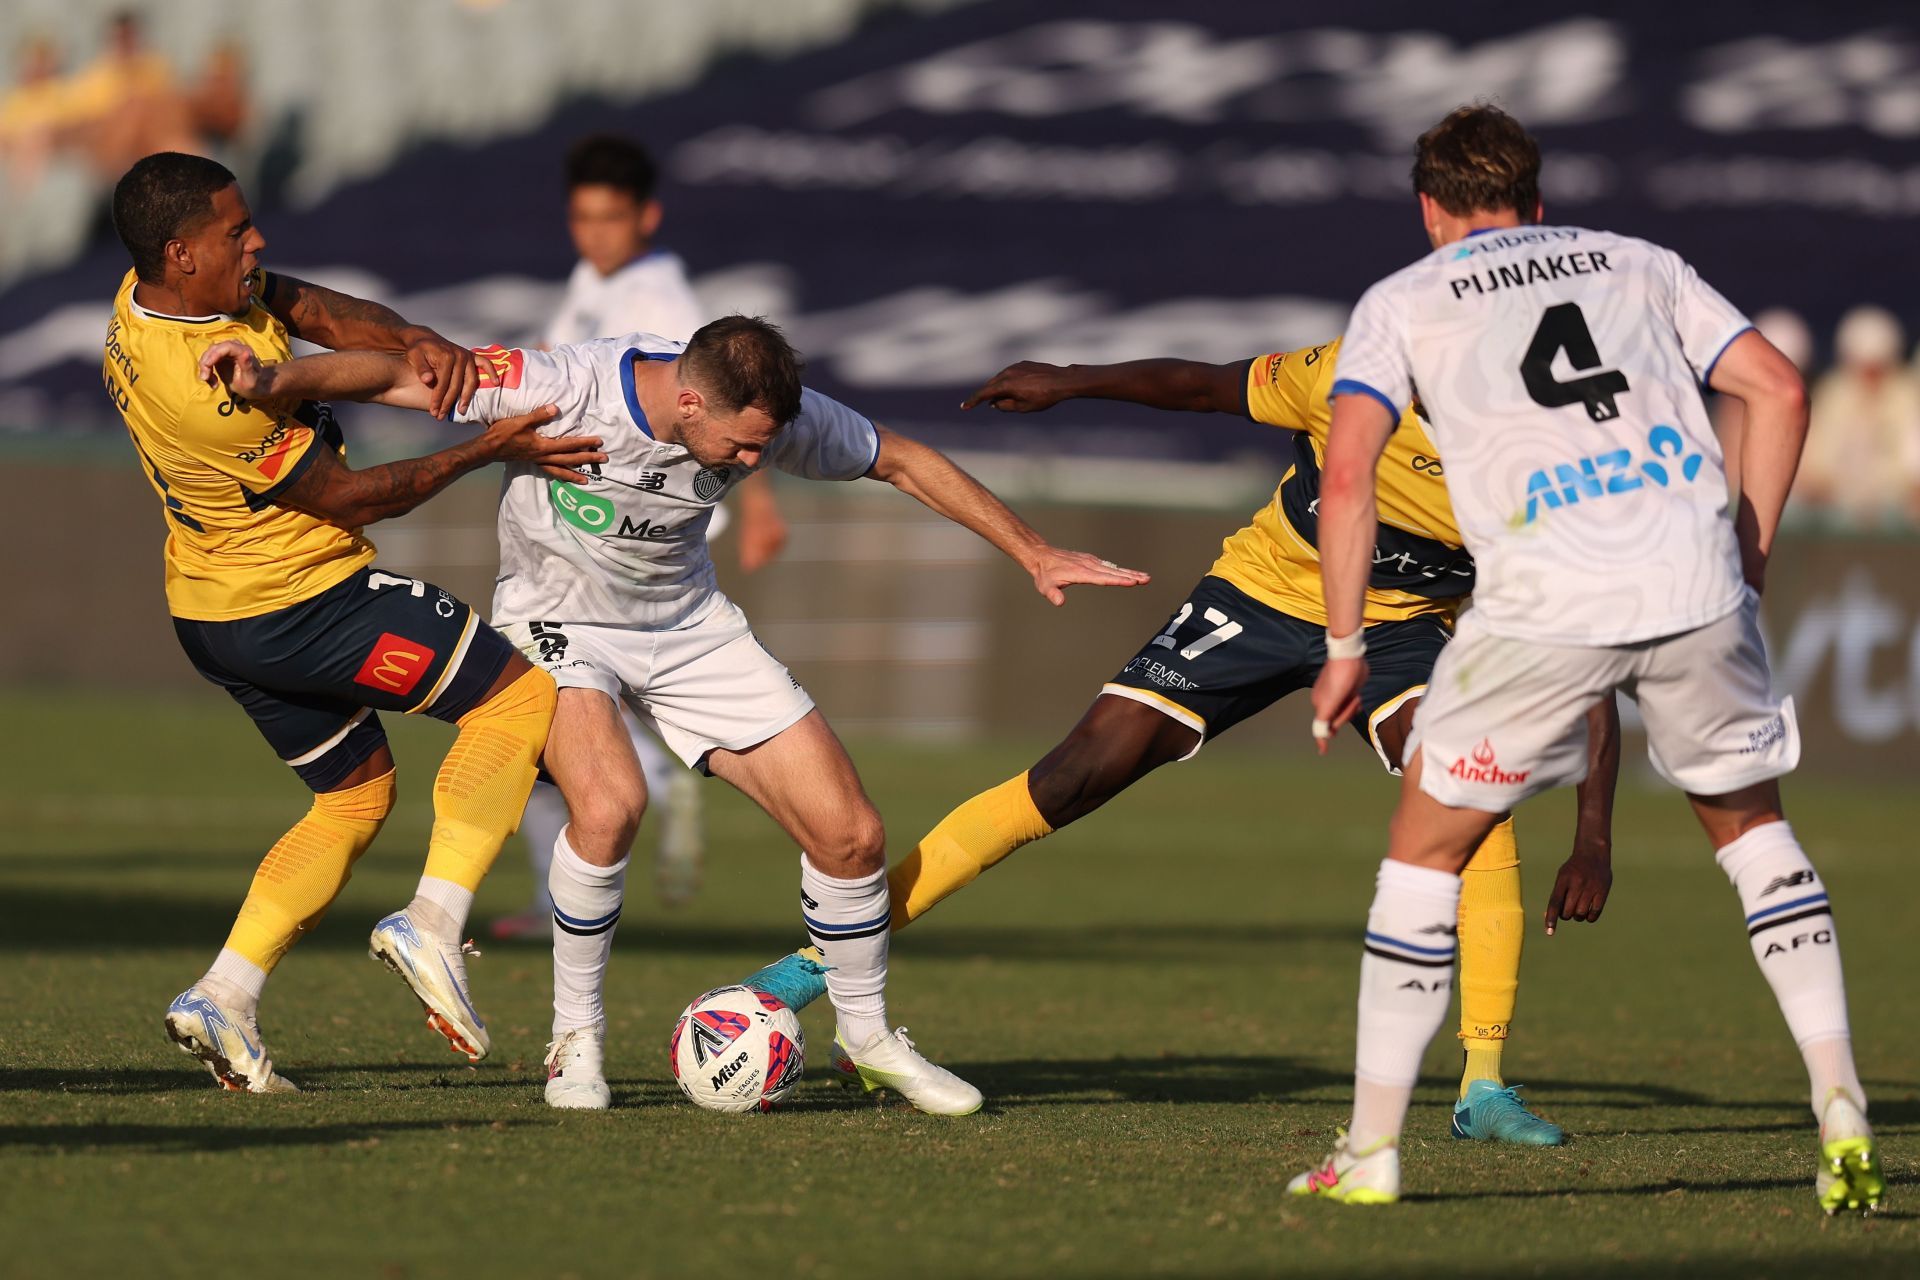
xmin=668 ymin=984 xmax=805 ymax=1113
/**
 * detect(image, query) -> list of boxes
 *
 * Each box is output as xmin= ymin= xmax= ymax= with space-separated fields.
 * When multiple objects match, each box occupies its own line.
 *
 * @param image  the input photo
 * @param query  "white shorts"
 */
xmin=498 ymin=596 xmax=814 ymax=771
xmin=1410 ymin=590 xmax=1799 ymax=811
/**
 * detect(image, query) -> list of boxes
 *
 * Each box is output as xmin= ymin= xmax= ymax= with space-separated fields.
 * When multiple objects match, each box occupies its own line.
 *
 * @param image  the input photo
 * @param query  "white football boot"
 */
xmin=164 ymin=985 xmax=298 ymax=1094
xmin=654 ymin=770 xmax=705 ymax=908
xmin=368 ymin=909 xmax=491 ymax=1061
xmin=544 ymin=1026 xmax=612 ymax=1110
xmin=831 ymin=1027 xmax=983 ymax=1115
xmin=1287 ymin=1132 xmax=1401 ymax=1206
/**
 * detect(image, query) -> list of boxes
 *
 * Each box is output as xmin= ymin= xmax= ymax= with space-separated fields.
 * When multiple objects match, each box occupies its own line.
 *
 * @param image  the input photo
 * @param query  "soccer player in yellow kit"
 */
xmin=747 ymin=340 xmax=1620 ymax=1142
xmin=104 ymin=152 xmax=605 ymax=1092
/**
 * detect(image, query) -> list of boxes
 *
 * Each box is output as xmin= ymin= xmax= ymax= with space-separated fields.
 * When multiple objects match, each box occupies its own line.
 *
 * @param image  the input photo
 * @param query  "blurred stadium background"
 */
xmin=3 ymin=3 xmax=1919 ymax=1275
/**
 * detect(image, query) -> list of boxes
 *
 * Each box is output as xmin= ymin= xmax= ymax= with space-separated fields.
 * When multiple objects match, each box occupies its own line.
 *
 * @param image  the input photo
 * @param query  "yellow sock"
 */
xmin=225 ymin=769 xmax=395 ymax=970
xmin=422 ymin=667 xmax=556 ymax=892
xmin=1457 ymin=816 xmax=1522 ymax=1095
xmin=888 ymin=772 xmax=1053 ymax=931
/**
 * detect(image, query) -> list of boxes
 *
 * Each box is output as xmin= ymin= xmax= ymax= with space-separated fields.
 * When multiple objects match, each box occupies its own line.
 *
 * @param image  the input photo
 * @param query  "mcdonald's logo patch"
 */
xmin=471 ymin=345 xmax=525 ymax=390
xmin=352 ymin=632 xmax=435 ymax=696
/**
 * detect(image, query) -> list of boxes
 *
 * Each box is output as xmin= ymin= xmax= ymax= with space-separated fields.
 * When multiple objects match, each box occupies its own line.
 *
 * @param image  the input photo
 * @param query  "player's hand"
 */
xmin=199 ymin=340 xmax=274 ymax=399
xmin=403 ymin=328 xmax=481 ymax=421
xmin=735 ymin=495 xmax=789 ymax=574
xmin=481 ymin=405 xmax=606 ymax=481
xmin=1544 ymin=847 xmax=1613 ymax=934
xmin=1028 ymin=547 xmax=1150 ymax=606
xmin=1308 ymin=657 xmax=1367 ymax=755
xmin=961 ymin=362 xmax=1077 ymax=413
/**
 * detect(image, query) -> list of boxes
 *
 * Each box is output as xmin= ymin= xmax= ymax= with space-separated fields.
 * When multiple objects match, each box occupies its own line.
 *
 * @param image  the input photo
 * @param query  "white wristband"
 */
xmin=1325 ymin=628 xmax=1366 ymax=661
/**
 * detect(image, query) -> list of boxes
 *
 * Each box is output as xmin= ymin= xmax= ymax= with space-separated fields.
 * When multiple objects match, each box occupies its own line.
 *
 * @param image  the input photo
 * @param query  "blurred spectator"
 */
xmin=1801 ymin=306 xmax=1920 ymax=529
xmin=0 ymin=37 xmax=73 ymax=189
xmin=1714 ymin=306 xmax=1813 ymax=504
xmin=185 ymin=42 xmax=250 ymax=148
xmin=62 ymin=11 xmax=199 ymax=178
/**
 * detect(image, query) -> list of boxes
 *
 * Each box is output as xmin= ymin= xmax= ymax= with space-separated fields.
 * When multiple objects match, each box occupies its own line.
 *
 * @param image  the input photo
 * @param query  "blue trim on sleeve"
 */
xmin=1701 ymin=324 xmax=1754 ymax=392
xmin=1329 ymin=377 xmax=1401 ymax=422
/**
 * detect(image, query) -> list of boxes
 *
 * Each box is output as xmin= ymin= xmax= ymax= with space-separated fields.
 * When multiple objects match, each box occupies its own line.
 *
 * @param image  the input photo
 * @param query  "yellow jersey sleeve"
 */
xmin=172 ymin=328 xmax=328 ymax=502
xmin=1243 ymin=343 xmax=1336 ymax=431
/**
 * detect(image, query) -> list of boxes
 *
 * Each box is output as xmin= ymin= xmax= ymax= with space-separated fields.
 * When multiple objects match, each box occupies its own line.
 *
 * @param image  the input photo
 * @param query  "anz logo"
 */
xmin=1518 ymin=425 xmax=1707 ymax=526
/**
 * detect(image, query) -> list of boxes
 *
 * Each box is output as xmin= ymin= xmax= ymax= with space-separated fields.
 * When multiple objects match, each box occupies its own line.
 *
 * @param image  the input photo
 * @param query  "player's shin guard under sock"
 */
xmin=1457 ymin=817 xmax=1521 ymax=1094
xmin=421 ymin=667 xmax=555 ymax=896
xmin=1351 ymin=859 xmax=1463 ymax=1149
xmin=1716 ymin=820 xmax=1866 ymax=1118
xmin=888 ymin=772 xmax=1053 ymax=931
xmin=549 ymin=825 xmax=627 ymax=1035
xmin=518 ymin=781 xmax=568 ymax=916
xmin=222 ymin=768 xmax=395 ymax=982
xmin=801 ymin=854 xmax=890 ymax=1047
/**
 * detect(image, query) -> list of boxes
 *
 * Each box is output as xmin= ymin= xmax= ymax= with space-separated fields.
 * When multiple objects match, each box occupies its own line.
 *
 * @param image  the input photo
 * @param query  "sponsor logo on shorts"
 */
xmin=471 ymin=345 xmax=525 ymax=390
xmin=1121 ymin=656 xmax=1198 ymax=692
xmin=1740 ymin=712 xmax=1787 ymax=756
xmin=352 ymin=633 xmax=435 ymax=697
xmin=1447 ymin=739 xmax=1531 ymax=787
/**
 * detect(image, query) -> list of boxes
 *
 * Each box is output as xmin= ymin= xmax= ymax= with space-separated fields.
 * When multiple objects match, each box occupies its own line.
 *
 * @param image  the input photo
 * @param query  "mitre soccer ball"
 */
xmin=669 ymin=985 xmax=805 ymax=1113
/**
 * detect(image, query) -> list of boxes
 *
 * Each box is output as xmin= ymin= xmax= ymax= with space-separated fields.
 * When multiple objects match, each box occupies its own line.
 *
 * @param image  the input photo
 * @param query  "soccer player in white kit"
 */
xmin=199 ymin=316 xmax=1150 ymax=1116
xmin=490 ymin=134 xmax=788 ymax=936
xmin=1288 ymin=107 xmax=1883 ymax=1213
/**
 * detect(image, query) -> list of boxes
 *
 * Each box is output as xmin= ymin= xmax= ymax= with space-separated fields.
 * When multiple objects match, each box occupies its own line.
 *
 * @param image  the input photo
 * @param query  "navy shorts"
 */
xmin=1103 ymin=575 xmax=1450 ymax=770
xmin=174 ymin=566 xmax=517 ymax=791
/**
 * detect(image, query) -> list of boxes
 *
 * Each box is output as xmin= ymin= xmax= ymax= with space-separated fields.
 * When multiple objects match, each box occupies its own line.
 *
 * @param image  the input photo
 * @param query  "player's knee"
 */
xmin=811 ymin=807 xmax=886 ymax=878
xmin=314 ymin=765 xmax=397 ymax=829
xmin=1029 ymin=701 xmax=1184 ymax=828
xmin=567 ymin=780 xmax=646 ymax=856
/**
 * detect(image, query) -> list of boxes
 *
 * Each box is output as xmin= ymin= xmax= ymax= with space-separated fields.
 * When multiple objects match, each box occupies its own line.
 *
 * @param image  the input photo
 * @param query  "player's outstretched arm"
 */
xmin=1307 ymin=392 xmax=1398 ymax=750
xmin=200 ymin=341 xmax=444 ymax=411
xmin=260 ymin=272 xmax=479 ymax=420
xmin=864 ymin=425 xmax=1150 ymax=605
xmin=1546 ymin=694 xmax=1621 ymax=934
xmin=961 ymin=359 xmax=1248 ymax=416
xmin=269 ymin=406 xmax=603 ymax=528
xmin=1706 ymin=329 xmax=1809 ymax=593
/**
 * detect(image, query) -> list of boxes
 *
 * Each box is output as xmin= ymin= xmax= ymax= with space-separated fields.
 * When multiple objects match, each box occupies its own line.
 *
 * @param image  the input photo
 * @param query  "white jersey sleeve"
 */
xmin=452 ymin=345 xmax=593 ymax=433
xmin=1330 ymin=279 xmax=1416 ymax=420
xmin=763 ymin=387 xmax=881 ymax=481
xmin=1666 ymin=251 xmax=1754 ymax=383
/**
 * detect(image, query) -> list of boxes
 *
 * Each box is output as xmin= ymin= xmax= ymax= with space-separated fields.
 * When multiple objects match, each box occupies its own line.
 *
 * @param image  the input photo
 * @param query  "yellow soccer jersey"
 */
xmin=1209 ymin=338 xmax=1474 ymax=626
xmin=105 ymin=269 xmax=375 ymax=620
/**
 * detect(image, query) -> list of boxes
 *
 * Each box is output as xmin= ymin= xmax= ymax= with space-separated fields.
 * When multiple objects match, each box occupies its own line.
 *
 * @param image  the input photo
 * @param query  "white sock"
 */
xmin=410 ymin=875 xmax=475 ymax=938
xmin=550 ymin=824 xmax=628 ymax=1036
xmin=1716 ymin=820 xmax=1864 ymax=1118
xmin=202 ymin=947 xmax=268 ymax=1016
xmin=1351 ymin=859 xmax=1463 ymax=1149
xmin=799 ymin=853 xmax=890 ymax=1048
xmin=518 ymin=781 xmax=567 ymax=916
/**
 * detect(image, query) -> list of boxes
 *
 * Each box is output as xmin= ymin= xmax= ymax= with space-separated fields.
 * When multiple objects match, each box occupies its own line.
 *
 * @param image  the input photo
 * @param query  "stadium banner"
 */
xmin=2 ymin=0 xmax=1917 ymax=454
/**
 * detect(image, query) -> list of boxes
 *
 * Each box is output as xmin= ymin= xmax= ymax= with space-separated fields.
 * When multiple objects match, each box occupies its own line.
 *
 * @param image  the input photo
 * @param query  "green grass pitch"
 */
xmin=1 ymin=689 xmax=1914 ymax=1278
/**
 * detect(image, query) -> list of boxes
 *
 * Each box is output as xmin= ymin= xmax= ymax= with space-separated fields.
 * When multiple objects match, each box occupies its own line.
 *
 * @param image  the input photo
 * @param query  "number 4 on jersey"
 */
xmin=1521 ymin=302 xmax=1629 ymax=422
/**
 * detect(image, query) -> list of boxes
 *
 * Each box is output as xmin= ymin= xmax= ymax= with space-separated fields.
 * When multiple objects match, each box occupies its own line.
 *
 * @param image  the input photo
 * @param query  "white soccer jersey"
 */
xmin=1333 ymin=225 xmax=1753 ymax=646
xmin=457 ymin=334 xmax=880 ymax=629
xmin=545 ymin=252 xmax=706 ymax=348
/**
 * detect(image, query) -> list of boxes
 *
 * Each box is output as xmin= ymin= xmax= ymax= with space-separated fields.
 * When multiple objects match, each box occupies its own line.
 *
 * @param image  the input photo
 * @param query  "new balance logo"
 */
xmin=1399 ymin=978 xmax=1451 ymax=992
xmin=1760 ymin=870 xmax=1815 ymax=897
xmin=1418 ymin=923 xmax=1459 ymax=937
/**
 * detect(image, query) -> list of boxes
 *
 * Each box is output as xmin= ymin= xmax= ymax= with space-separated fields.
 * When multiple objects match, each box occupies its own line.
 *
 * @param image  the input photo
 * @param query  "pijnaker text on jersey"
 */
xmin=1449 ymin=251 xmax=1614 ymax=301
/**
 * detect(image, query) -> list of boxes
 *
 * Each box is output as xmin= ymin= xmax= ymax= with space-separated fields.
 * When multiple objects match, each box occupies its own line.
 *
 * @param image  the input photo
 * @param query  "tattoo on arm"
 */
xmin=274 ymin=433 xmax=491 ymax=527
xmin=264 ymin=273 xmax=414 ymax=351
